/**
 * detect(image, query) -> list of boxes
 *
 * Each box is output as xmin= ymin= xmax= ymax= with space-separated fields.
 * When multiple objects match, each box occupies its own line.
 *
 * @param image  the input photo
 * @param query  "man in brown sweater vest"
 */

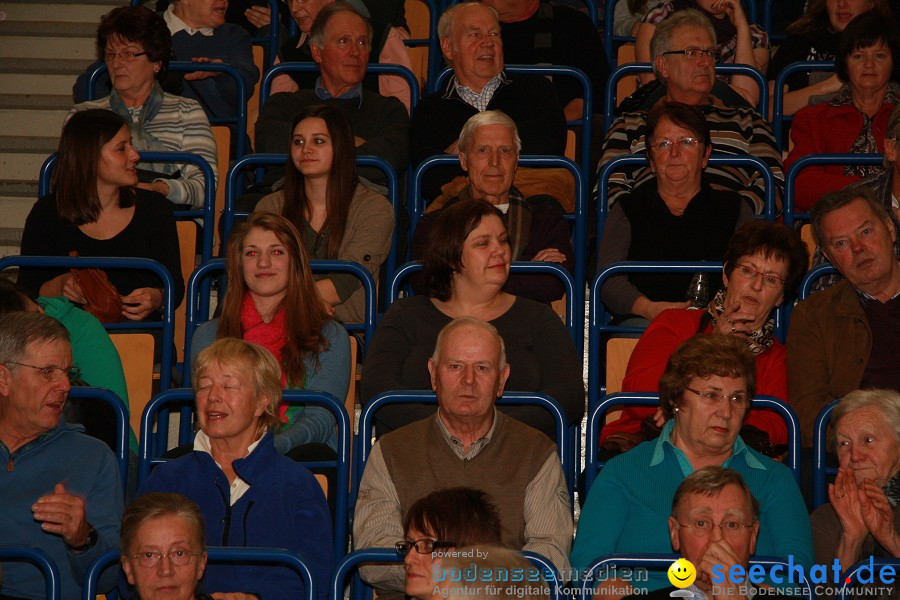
xmin=353 ymin=317 xmax=573 ymax=598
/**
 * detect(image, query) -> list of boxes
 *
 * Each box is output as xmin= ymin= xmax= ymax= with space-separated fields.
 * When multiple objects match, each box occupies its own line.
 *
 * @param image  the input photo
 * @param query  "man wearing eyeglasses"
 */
xmin=353 ymin=317 xmax=572 ymax=600
xmin=624 ymin=467 xmax=791 ymax=600
xmin=0 ymin=312 xmax=123 ymax=600
xmin=598 ymin=9 xmax=782 ymax=217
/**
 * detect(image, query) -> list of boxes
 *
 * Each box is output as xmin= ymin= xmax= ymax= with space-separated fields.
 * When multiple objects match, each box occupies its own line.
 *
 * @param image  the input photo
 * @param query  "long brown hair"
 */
xmin=55 ymin=109 xmax=135 ymax=226
xmin=786 ymin=0 xmax=889 ymax=36
xmin=281 ymin=104 xmax=357 ymax=259
xmin=218 ymin=212 xmax=330 ymax=386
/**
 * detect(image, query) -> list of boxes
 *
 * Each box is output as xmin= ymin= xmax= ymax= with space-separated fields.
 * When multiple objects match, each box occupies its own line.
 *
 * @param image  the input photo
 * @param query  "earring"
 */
xmin=673 ymin=406 xmax=680 ymax=413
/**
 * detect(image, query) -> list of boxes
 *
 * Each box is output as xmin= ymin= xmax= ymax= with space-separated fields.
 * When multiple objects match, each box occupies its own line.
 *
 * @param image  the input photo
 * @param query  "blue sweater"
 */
xmin=190 ymin=319 xmax=350 ymax=453
xmin=0 ymin=422 xmax=123 ymax=600
xmin=570 ymin=420 xmax=813 ymax=591
xmin=137 ymin=431 xmax=333 ymax=600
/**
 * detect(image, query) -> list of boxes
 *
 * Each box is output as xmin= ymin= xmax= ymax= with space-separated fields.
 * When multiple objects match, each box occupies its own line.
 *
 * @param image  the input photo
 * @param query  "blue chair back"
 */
xmin=84 ymin=61 xmax=250 ymax=158
xmin=583 ymin=393 xmax=801 ymax=495
xmin=784 ymin=263 xmax=838 ymax=333
xmin=82 ymin=546 xmax=316 ymax=600
xmin=813 ymin=398 xmax=840 ymax=509
xmin=772 ymin=60 xmax=835 ymax=150
xmin=137 ymin=387 xmax=351 ymax=562
xmin=604 ymin=63 xmax=768 ymax=134
xmin=68 ymin=386 xmax=130 ymax=497
xmin=249 ymin=0 xmax=282 ymax=68
xmin=0 ymin=256 xmax=176 ymax=392
xmin=260 ymin=62 xmax=420 ymax=111
xmin=783 ymin=154 xmax=883 ymax=227
xmin=39 ymin=152 xmax=217 ymax=263
xmin=0 ymin=546 xmax=61 ymax=600
xmin=579 ymin=554 xmax=814 ymax=600
xmin=182 ymin=258 xmax=376 ymax=385
xmin=355 ymin=391 xmax=572 ymax=501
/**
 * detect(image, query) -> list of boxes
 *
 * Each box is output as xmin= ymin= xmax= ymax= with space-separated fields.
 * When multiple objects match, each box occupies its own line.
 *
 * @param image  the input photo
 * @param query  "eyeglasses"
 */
xmin=6 ymin=362 xmax=81 ymax=382
xmin=395 ymin=539 xmax=455 ymax=557
xmin=129 ymin=550 xmax=203 ymax=568
xmin=685 ymin=386 xmax=747 ymax=406
xmin=733 ymin=263 xmax=785 ymax=288
xmin=104 ymin=49 xmax=148 ymax=63
xmin=662 ymin=48 xmax=720 ymax=61
xmin=677 ymin=519 xmax=756 ymax=535
xmin=647 ymin=137 xmax=702 ymax=153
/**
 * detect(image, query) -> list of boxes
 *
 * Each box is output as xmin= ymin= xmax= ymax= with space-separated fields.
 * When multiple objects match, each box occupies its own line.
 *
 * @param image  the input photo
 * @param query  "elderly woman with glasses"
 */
xmin=597 ymin=101 xmax=752 ymax=326
xmin=812 ymin=389 xmax=900 ymax=573
xmin=600 ymin=220 xmax=809 ymax=457
xmin=571 ymin=334 xmax=812 ymax=596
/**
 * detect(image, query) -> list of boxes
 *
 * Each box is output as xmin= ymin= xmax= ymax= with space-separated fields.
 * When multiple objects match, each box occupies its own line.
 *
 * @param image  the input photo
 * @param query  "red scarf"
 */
xmin=240 ymin=292 xmax=291 ymax=421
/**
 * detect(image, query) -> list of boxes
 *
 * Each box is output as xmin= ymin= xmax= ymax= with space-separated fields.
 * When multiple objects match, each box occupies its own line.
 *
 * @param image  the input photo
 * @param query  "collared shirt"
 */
xmin=314 ymin=77 xmax=364 ymax=108
xmin=193 ymin=430 xmax=263 ymax=505
xmin=454 ymin=73 xmax=504 ymax=111
xmin=164 ymin=5 xmax=214 ymax=37
xmin=434 ymin=408 xmax=496 ymax=460
xmin=649 ymin=420 xmax=766 ymax=478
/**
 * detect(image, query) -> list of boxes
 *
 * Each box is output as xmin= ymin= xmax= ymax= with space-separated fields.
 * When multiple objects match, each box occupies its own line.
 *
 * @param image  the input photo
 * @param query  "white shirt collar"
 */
xmin=164 ymin=5 xmax=214 ymax=37
xmin=193 ymin=430 xmax=263 ymax=505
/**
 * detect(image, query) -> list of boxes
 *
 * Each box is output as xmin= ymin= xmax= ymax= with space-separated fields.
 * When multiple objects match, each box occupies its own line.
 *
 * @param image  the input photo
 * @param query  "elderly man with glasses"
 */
xmin=598 ymin=9 xmax=781 ymax=216
xmin=0 ymin=312 xmax=123 ymax=600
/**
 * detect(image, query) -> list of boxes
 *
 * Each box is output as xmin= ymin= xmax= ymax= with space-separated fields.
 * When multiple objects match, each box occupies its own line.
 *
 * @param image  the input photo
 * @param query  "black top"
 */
xmin=18 ymin=188 xmax=185 ymax=308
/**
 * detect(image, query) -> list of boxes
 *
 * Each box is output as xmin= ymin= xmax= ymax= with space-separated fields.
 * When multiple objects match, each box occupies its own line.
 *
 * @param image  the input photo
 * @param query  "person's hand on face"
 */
xmin=32 ymin=483 xmax=91 ymax=548
xmin=713 ymin=300 xmax=757 ymax=339
xmin=713 ymin=0 xmax=749 ymax=28
xmin=697 ymin=538 xmax=747 ymax=599
xmin=828 ymin=467 xmax=868 ymax=541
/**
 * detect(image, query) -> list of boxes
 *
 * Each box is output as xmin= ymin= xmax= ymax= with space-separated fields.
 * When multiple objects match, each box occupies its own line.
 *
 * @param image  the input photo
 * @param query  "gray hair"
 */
xmin=438 ymin=2 xmax=499 ymax=41
xmin=832 ymin=389 xmax=900 ymax=444
xmin=0 ymin=312 xmax=69 ymax=369
xmin=458 ymin=110 xmax=522 ymax=154
xmin=811 ymin=186 xmax=892 ymax=248
xmin=309 ymin=1 xmax=372 ymax=49
xmin=431 ymin=316 xmax=507 ymax=371
xmin=671 ymin=466 xmax=760 ymax=521
xmin=650 ymin=9 xmax=717 ymax=80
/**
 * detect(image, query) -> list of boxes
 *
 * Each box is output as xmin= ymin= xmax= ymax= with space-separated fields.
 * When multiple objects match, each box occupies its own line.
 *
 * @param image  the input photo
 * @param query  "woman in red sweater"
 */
xmin=600 ymin=220 xmax=809 ymax=456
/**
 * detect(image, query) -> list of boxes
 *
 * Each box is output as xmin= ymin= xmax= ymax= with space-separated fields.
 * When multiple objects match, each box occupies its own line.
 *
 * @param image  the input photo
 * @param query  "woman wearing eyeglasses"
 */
xmin=600 ymin=220 xmax=808 ymax=457
xmin=71 ymin=6 xmax=217 ymax=211
xmin=399 ymin=488 xmax=502 ymax=600
xmin=137 ymin=338 xmax=333 ymax=600
xmin=635 ymin=1 xmax=769 ymax=106
xmin=571 ymin=335 xmax=812 ymax=597
xmin=597 ymin=101 xmax=751 ymax=325
xmin=120 ymin=492 xmax=212 ymax=600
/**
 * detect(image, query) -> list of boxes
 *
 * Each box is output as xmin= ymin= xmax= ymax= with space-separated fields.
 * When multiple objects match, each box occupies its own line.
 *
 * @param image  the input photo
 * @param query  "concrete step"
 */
xmin=0 ymin=58 xmax=93 ymax=76
xmin=0 ymin=152 xmax=48 ymax=182
xmin=0 ymin=21 xmax=98 ymax=37
xmin=0 ymin=109 xmax=67 ymax=138
xmin=0 ymin=2 xmax=118 ymax=23
xmin=0 ymin=136 xmax=57 ymax=154
xmin=0 ymin=36 xmax=96 ymax=60
xmin=0 ymin=195 xmax=37 ymax=236
xmin=0 ymin=94 xmax=74 ymax=110
xmin=0 ymin=73 xmax=80 ymax=95
xmin=0 ymin=179 xmax=39 ymax=198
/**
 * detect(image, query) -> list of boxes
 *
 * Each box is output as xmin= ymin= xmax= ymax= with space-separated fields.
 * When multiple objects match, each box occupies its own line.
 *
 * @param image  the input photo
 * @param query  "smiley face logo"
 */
xmin=667 ymin=558 xmax=696 ymax=588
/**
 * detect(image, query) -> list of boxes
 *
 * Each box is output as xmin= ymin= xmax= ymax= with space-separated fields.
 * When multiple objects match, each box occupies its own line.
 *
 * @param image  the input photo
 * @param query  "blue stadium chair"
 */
xmin=0 ymin=546 xmax=61 ymax=600
xmin=0 ymin=256 xmax=177 ymax=393
xmin=839 ymin=557 xmax=900 ymax=599
xmin=355 ymin=391 xmax=572 ymax=501
xmin=248 ymin=0 xmax=283 ymax=68
xmin=386 ymin=260 xmax=578 ymax=353
xmin=68 ymin=386 xmax=130 ymax=497
xmin=220 ymin=153 xmax=401 ymax=285
xmin=181 ymin=258 xmax=376 ymax=385
xmin=782 ymin=263 xmax=838 ymax=336
xmin=596 ymin=154 xmax=778 ymax=235
xmin=408 ymin=154 xmax=587 ymax=332
xmin=813 ymin=398 xmax=840 ymax=510
xmin=604 ymin=63 xmax=768 ymax=134
xmin=583 ymin=392 xmax=801 ymax=495
xmin=772 ymin=60 xmax=835 ymax=150
xmin=39 ymin=151 xmax=217 ymax=263
xmin=761 ymin=0 xmax=786 ymax=43
xmin=260 ymin=62 xmax=420 ymax=111
xmin=82 ymin=546 xmax=316 ymax=600
xmin=603 ymin=0 xmax=635 ymax=70
xmin=84 ymin=62 xmax=250 ymax=158
xmin=137 ymin=387 xmax=351 ymax=562
xmin=783 ymin=154 xmax=883 ymax=227
xmin=578 ymin=554 xmax=814 ymax=600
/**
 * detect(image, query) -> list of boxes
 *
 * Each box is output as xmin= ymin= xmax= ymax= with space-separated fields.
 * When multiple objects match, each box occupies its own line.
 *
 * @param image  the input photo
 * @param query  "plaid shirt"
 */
xmin=454 ymin=72 xmax=504 ymax=111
